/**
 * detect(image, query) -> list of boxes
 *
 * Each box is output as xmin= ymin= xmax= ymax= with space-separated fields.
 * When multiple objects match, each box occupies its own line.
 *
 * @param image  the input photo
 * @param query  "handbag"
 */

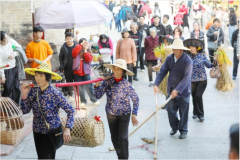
xmin=61 ymin=107 xmax=105 ymax=147
xmin=36 ymin=90 xmax=63 ymax=152
xmin=209 ymin=67 xmax=221 ymax=78
xmin=208 ymin=29 xmax=220 ymax=50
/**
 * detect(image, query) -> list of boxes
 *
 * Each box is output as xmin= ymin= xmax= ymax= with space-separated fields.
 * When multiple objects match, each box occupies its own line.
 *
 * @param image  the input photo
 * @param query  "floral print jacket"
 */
xmin=189 ymin=53 xmax=213 ymax=82
xmin=20 ymin=85 xmax=75 ymax=134
xmin=94 ymin=77 xmax=139 ymax=116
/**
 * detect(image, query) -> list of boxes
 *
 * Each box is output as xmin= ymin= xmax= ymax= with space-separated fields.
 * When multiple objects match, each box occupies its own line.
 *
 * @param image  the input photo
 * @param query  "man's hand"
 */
xmin=153 ymin=85 xmax=158 ymax=95
xmin=237 ymin=56 xmax=239 ymax=60
xmin=0 ymin=77 xmax=6 ymax=84
xmin=34 ymin=59 xmax=40 ymax=64
xmin=133 ymin=62 xmax=136 ymax=67
xmin=214 ymin=41 xmax=217 ymax=44
xmin=214 ymin=32 xmax=218 ymax=35
xmin=8 ymin=54 xmax=15 ymax=60
xmin=170 ymin=90 xmax=178 ymax=99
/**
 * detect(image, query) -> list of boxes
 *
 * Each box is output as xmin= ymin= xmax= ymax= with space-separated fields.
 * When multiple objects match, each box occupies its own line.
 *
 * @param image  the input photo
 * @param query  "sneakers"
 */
xmin=68 ymin=96 xmax=74 ymax=102
xmin=179 ymin=133 xmax=187 ymax=139
xmin=94 ymin=101 xmax=100 ymax=106
xmin=133 ymin=76 xmax=139 ymax=81
xmin=192 ymin=115 xmax=198 ymax=119
xmin=80 ymin=103 xmax=86 ymax=107
xmin=149 ymin=82 xmax=154 ymax=87
xmin=141 ymin=69 xmax=145 ymax=72
xmin=233 ymin=76 xmax=236 ymax=80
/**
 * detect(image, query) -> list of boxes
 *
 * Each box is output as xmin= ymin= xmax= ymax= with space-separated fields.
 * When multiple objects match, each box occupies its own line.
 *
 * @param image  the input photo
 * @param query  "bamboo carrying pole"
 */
xmin=153 ymin=94 xmax=158 ymax=159
xmin=109 ymin=96 xmax=172 ymax=151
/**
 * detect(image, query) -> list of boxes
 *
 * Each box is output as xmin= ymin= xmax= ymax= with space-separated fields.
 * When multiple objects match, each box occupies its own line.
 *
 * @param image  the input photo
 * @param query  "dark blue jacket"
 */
xmin=129 ymin=30 xmax=143 ymax=54
xmin=154 ymin=52 xmax=193 ymax=98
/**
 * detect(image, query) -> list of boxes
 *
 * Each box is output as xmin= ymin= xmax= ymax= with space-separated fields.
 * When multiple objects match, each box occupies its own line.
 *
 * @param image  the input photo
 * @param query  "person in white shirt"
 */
xmin=0 ymin=31 xmax=21 ymax=104
xmin=125 ymin=17 xmax=132 ymax=31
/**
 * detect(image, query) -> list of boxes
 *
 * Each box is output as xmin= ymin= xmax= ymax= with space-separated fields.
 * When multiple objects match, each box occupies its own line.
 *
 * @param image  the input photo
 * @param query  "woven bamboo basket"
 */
xmin=0 ymin=97 xmax=24 ymax=145
xmin=61 ymin=108 xmax=105 ymax=147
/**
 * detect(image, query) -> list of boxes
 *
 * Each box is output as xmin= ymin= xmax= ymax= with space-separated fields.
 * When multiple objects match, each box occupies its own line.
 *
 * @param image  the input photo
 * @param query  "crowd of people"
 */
xmin=0 ymin=0 xmax=239 ymax=160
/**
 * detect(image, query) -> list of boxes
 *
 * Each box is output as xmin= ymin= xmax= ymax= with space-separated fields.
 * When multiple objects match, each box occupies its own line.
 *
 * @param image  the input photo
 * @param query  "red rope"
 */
xmin=129 ymin=144 xmax=156 ymax=155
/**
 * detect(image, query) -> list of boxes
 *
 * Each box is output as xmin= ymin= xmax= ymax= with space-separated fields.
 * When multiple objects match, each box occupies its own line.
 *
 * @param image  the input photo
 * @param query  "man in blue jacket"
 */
xmin=154 ymin=39 xmax=193 ymax=139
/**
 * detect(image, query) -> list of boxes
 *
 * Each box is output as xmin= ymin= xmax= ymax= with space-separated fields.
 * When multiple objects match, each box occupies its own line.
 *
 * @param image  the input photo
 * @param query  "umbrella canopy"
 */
xmin=35 ymin=1 xmax=113 ymax=29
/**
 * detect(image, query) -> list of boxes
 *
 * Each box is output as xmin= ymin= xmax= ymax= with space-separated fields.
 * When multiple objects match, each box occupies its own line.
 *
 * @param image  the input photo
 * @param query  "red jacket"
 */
xmin=72 ymin=44 xmax=93 ymax=76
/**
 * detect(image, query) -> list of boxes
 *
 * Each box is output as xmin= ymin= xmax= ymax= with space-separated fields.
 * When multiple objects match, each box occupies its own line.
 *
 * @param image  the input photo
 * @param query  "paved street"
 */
xmin=2 ymin=1 xmax=239 ymax=160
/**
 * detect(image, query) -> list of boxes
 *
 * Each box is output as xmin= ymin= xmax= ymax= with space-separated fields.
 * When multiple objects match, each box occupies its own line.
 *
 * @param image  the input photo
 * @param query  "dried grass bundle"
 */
xmin=214 ymin=48 xmax=234 ymax=93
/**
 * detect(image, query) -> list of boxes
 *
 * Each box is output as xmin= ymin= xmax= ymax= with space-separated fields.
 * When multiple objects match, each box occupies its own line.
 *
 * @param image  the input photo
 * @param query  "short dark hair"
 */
xmin=193 ymin=21 xmax=200 ymax=26
xmin=163 ymin=14 xmax=169 ymax=20
xmin=213 ymin=18 xmax=220 ymax=23
xmin=173 ymin=27 xmax=182 ymax=36
xmin=139 ymin=15 xmax=145 ymax=19
xmin=230 ymin=123 xmax=239 ymax=155
xmin=33 ymin=25 xmax=44 ymax=33
xmin=132 ymin=16 xmax=138 ymax=22
xmin=121 ymin=32 xmax=130 ymax=38
xmin=35 ymin=71 xmax=52 ymax=82
xmin=79 ymin=38 xmax=87 ymax=44
xmin=0 ymin=31 xmax=7 ymax=41
xmin=153 ymin=15 xmax=160 ymax=19
xmin=65 ymin=32 xmax=74 ymax=39
xmin=127 ymin=17 xmax=132 ymax=20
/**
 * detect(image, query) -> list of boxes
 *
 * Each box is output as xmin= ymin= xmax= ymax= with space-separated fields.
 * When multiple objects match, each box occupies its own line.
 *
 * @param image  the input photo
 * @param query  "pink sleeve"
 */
xmin=98 ymin=40 xmax=103 ymax=49
xmin=108 ymin=38 xmax=114 ymax=56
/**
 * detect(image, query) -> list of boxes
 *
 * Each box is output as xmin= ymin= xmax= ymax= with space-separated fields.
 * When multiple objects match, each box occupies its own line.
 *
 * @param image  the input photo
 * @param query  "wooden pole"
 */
xmin=153 ymin=94 xmax=158 ymax=160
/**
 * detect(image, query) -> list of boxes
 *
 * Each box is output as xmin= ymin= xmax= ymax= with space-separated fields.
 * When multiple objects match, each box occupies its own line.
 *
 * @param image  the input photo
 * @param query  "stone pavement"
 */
xmin=1 ymin=2 xmax=239 ymax=159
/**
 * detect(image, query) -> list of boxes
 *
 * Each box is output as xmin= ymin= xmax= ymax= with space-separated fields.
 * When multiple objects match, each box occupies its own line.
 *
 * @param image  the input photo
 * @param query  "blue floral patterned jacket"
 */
xmin=20 ymin=85 xmax=75 ymax=134
xmin=94 ymin=77 xmax=139 ymax=116
xmin=189 ymin=53 xmax=213 ymax=82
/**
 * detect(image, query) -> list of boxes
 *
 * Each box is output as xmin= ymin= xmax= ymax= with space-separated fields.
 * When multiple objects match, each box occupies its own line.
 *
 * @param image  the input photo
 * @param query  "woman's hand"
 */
xmin=212 ymin=60 xmax=218 ymax=67
xmin=34 ymin=59 xmax=41 ymax=64
xmin=95 ymin=76 xmax=106 ymax=87
xmin=8 ymin=54 xmax=15 ymax=60
xmin=63 ymin=128 xmax=71 ymax=143
xmin=0 ymin=77 xmax=6 ymax=84
xmin=21 ymin=83 xmax=31 ymax=99
xmin=132 ymin=115 xmax=138 ymax=127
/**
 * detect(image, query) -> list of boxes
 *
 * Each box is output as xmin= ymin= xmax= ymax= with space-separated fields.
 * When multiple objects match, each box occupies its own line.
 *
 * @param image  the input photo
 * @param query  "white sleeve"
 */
xmin=0 ymin=54 xmax=5 ymax=78
xmin=10 ymin=39 xmax=21 ymax=48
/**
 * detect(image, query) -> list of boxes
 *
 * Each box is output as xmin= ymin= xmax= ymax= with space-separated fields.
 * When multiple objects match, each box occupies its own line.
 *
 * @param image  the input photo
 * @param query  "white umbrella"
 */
xmin=35 ymin=1 xmax=113 ymax=29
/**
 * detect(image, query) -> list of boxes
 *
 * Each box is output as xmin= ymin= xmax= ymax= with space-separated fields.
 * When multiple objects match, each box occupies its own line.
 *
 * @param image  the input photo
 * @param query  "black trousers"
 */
xmin=233 ymin=49 xmax=239 ymax=77
xmin=133 ymin=51 xmax=140 ymax=77
xmin=124 ymin=63 xmax=133 ymax=84
xmin=208 ymin=49 xmax=215 ymax=63
xmin=33 ymin=132 xmax=56 ymax=159
xmin=166 ymin=95 xmax=190 ymax=134
xmin=140 ymin=47 xmax=145 ymax=70
xmin=2 ymin=66 xmax=20 ymax=105
xmin=146 ymin=60 xmax=157 ymax=82
xmin=191 ymin=80 xmax=207 ymax=118
xmin=107 ymin=114 xmax=130 ymax=160
xmin=63 ymin=69 xmax=75 ymax=96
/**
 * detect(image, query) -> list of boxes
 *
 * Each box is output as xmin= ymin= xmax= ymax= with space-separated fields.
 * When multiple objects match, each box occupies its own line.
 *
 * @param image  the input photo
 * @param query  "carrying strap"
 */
xmin=119 ymin=39 xmax=122 ymax=55
xmin=36 ymin=88 xmax=50 ymax=130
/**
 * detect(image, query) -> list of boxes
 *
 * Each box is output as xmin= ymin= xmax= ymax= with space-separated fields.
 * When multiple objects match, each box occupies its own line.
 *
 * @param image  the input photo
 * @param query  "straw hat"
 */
xmin=166 ymin=39 xmax=190 ymax=50
xmin=183 ymin=38 xmax=204 ymax=51
xmin=24 ymin=63 xmax=62 ymax=80
xmin=104 ymin=59 xmax=134 ymax=76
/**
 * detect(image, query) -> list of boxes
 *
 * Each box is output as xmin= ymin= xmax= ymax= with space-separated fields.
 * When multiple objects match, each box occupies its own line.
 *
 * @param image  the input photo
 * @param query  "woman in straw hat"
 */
xmin=94 ymin=59 xmax=139 ymax=159
xmin=20 ymin=63 xmax=75 ymax=159
xmin=154 ymin=39 xmax=192 ymax=139
xmin=183 ymin=38 xmax=217 ymax=122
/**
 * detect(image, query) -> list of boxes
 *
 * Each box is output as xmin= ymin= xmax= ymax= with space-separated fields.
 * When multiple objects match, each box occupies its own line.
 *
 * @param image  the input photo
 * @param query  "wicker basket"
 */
xmin=0 ymin=97 xmax=24 ymax=145
xmin=61 ymin=108 xmax=105 ymax=147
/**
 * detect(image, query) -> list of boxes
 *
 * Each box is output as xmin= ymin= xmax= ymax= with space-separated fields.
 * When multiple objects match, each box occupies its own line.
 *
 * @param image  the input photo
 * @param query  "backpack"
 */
xmin=121 ymin=6 xmax=132 ymax=20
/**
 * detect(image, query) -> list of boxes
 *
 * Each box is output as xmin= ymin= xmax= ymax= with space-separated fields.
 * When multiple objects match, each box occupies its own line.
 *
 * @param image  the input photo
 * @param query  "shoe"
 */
xmin=170 ymin=130 xmax=178 ymax=135
xmin=149 ymin=83 xmax=154 ymax=87
xmin=192 ymin=115 xmax=197 ymax=119
xmin=233 ymin=76 xmax=236 ymax=80
xmin=141 ymin=137 xmax=155 ymax=144
xmin=80 ymin=103 xmax=86 ymax=107
xmin=94 ymin=101 xmax=100 ymax=106
xmin=199 ymin=116 xmax=204 ymax=122
xmin=179 ymin=133 xmax=187 ymax=139
xmin=68 ymin=96 xmax=74 ymax=102
xmin=141 ymin=69 xmax=145 ymax=72
xmin=133 ymin=77 xmax=139 ymax=81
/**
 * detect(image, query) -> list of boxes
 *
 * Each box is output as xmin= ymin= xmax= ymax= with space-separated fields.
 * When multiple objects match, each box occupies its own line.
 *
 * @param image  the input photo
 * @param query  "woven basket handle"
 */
xmin=80 ymin=107 xmax=98 ymax=121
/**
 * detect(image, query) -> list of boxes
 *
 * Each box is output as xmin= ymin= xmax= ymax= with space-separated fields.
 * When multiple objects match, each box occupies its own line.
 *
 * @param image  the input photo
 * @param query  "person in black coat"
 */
xmin=162 ymin=14 xmax=173 ymax=36
xmin=59 ymin=32 xmax=78 ymax=100
xmin=231 ymin=21 xmax=239 ymax=80
xmin=149 ymin=15 xmax=166 ymax=36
